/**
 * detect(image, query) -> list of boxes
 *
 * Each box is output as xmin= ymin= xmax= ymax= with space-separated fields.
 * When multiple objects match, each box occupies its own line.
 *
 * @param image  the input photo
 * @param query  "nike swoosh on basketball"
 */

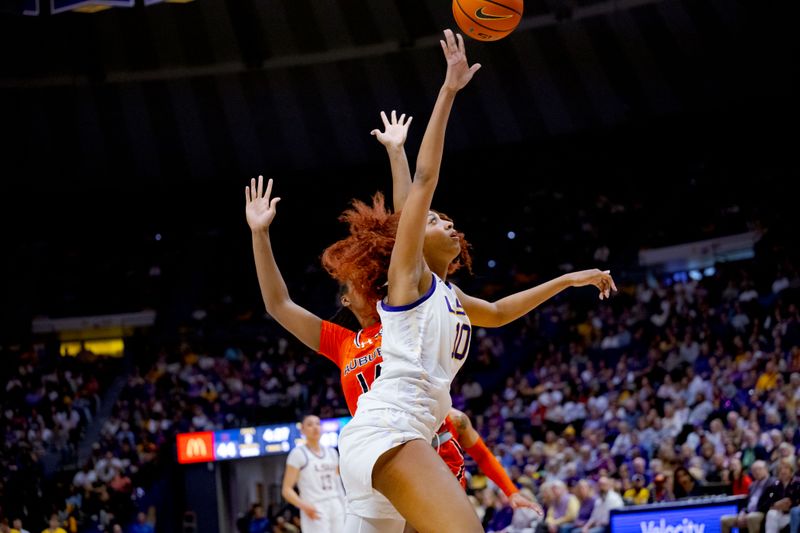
xmin=474 ymin=6 xmax=513 ymax=20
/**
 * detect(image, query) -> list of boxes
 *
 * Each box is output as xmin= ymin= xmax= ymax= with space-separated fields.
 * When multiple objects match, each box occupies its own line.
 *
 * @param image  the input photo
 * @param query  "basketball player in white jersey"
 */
xmin=281 ymin=415 xmax=345 ymax=533
xmin=336 ymin=29 xmax=617 ymax=533
xmin=337 ymin=29 xmax=484 ymax=533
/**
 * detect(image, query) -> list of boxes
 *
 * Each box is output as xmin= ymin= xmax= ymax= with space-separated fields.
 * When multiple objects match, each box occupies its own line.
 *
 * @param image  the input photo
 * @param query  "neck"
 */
xmin=427 ymin=258 xmax=450 ymax=281
xmin=306 ymin=439 xmax=321 ymax=450
xmin=357 ymin=315 xmax=377 ymax=329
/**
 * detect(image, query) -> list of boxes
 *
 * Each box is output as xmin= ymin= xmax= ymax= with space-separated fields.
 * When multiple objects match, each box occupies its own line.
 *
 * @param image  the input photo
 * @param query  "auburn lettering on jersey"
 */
xmin=318 ymin=320 xmax=383 ymax=416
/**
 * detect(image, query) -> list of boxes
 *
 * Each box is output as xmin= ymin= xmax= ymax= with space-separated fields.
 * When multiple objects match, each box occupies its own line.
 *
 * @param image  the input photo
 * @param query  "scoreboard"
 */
xmin=176 ymin=417 xmax=351 ymax=465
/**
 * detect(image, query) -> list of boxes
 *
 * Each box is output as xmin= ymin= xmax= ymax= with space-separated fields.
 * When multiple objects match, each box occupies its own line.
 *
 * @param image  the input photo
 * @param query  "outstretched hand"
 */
xmin=567 ymin=269 xmax=618 ymax=300
xmin=440 ymin=28 xmax=481 ymax=92
xmin=509 ymin=491 xmax=545 ymax=516
xmin=245 ymin=175 xmax=281 ymax=232
xmin=371 ymin=110 xmax=413 ymax=150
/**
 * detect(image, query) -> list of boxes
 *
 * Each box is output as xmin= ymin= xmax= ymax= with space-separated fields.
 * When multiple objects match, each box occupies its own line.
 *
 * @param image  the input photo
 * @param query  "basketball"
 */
xmin=452 ymin=0 xmax=523 ymax=42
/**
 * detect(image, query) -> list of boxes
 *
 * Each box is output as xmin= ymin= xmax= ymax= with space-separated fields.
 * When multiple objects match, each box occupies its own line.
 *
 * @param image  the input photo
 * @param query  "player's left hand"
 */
xmin=566 ymin=269 xmax=618 ymax=300
xmin=440 ymin=29 xmax=481 ymax=92
xmin=509 ymin=491 xmax=544 ymax=516
xmin=371 ymin=110 xmax=413 ymax=150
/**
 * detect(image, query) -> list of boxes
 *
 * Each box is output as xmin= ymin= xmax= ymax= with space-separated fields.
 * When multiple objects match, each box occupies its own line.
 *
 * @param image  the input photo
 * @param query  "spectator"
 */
xmin=127 ymin=512 xmax=154 ymax=533
xmin=248 ymin=504 xmax=269 ymax=533
xmin=486 ymin=490 xmax=514 ymax=533
xmin=570 ymin=480 xmax=597 ymax=531
xmin=720 ymin=460 xmax=771 ymax=533
xmin=10 ymin=518 xmax=31 ymax=533
xmin=648 ymin=474 xmax=673 ymax=503
xmin=41 ymin=515 xmax=67 ymax=533
xmin=673 ymin=467 xmax=702 ymax=499
xmin=581 ymin=477 xmax=623 ymax=533
xmin=761 ymin=460 xmax=800 ymax=533
xmin=730 ymin=458 xmax=753 ymax=496
xmin=541 ymin=480 xmax=579 ymax=533
xmin=623 ymin=474 xmax=649 ymax=505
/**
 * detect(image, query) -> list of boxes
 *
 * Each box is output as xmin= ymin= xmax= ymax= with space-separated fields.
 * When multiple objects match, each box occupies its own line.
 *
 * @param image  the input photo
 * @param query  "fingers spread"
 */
xmin=264 ymin=177 xmax=273 ymax=201
xmin=380 ymin=110 xmax=389 ymax=129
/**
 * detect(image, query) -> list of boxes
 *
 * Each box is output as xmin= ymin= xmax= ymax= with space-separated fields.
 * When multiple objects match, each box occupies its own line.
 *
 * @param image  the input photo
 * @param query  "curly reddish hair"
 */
xmin=321 ymin=195 xmax=474 ymax=310
xmin=321 ymin=192 xmax=399 ymax=310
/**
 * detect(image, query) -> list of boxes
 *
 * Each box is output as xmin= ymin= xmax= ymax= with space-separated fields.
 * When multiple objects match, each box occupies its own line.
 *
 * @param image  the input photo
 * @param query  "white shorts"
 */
xmin=300 ymin=497 xmax=346 ymax=533
xmin=338 ymin=408 xmax=432 ymax=521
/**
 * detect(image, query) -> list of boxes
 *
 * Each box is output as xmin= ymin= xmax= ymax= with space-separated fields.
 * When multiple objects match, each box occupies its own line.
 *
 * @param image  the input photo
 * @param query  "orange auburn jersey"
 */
xmin=318 ymin=320 xmax=384 ymax=417
xmin=319 ymin=320 xmax=467 ymax=487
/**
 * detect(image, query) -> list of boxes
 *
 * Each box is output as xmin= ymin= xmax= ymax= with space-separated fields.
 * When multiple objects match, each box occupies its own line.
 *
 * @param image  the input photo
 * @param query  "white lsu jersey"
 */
xmin=285 ymin=444 xmax=344 ymax=504
xmin=357 ymin=273 xmax=472 ymax=439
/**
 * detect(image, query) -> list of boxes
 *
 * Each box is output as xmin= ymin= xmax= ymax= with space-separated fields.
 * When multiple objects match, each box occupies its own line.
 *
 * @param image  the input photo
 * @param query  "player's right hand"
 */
xmin=509 ymin=491 xmax=544 ymax=516
xmin=371 ymin=110 xmax=413 ymax=150
xmin=301 ymin=503 xmax=321 ymax=520
xmin=245 ymin=175 xmax=281 ymax=232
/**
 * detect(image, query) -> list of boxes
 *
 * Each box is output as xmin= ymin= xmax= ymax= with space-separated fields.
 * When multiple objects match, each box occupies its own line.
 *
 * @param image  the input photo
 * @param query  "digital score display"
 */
xmin=176 ymin=417 xmax=351 ymax=465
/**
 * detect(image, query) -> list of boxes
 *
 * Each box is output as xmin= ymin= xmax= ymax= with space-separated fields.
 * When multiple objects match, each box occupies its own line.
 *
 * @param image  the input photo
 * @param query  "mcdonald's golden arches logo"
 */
xmin=177 ymin=432 xmax=214 ymax=464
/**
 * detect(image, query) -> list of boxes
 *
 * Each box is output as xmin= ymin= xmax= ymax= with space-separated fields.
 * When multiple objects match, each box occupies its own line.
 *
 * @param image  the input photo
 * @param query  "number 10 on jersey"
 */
xmin=451 ymin=323 xmax=471 ymax=360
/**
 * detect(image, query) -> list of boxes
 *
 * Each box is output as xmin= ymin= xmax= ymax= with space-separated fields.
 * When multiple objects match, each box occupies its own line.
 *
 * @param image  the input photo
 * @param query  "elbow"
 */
xmin=264 ymin=298 xmax=291 ymax=318
xmin=413 ymin=168 xmax=436 ymax=184
xmin=281 ymin=487 xmax=291 ymax=500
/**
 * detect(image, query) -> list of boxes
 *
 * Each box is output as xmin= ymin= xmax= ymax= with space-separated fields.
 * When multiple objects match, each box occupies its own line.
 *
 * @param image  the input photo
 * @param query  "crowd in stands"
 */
xmin=458 ymin=255 xmax=800 ymax=532
xmin=2 ymin=167 xmax=798 ymax=533
xmin=0 ymin=345 xmax=124 ymax=533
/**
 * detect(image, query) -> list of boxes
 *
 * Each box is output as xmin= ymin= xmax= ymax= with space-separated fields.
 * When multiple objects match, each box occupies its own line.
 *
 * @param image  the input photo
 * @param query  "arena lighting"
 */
xmin=688 ymin=270 xmax=703 ymax=281
xmin=51 ymin=0 xmax=132 ymax=14
xmin=17 ymin=0 xmax=192 ymax=15
xmin=507 ymin=231 xmax=516 ymax=240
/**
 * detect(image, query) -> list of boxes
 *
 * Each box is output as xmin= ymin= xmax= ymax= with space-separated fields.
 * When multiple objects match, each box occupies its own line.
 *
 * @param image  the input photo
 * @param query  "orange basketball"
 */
xmin=452 ymin=0 xmax=523 ymax=42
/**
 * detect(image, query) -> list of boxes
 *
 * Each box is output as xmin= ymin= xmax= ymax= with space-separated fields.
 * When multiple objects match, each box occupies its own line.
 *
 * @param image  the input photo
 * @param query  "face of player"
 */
xmin=340 ymin=280 xmax=375 ymax=322
xmin=423 ymin=211 xmax=461 ymax=265
xmin=301 ymin=415 xmax=322 ymax=442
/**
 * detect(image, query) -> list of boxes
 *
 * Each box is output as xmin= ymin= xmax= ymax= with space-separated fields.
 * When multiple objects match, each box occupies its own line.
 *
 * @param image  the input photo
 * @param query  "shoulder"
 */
xmin=320 ymin=320 xmax=357 ymax=343
xmin=286 ymin=446 xmax=308 ymax=465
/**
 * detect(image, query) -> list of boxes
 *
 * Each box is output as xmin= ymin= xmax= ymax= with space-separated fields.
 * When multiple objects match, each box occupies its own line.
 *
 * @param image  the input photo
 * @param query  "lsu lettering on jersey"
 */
xmin=318 ymin=321 xmax=383 ymax=416
xmin=285 ymin=445 xmax=344 ymax=503
xmin=361 ymin=273 xmax=472 ymax=435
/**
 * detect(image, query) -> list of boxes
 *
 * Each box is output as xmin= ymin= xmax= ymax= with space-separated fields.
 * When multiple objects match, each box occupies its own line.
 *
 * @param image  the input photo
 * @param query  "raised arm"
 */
xmin=454 ymin=269 xmax=617 ymax=328
xmin=371 ymin=110 xmax=413 ymax=212
xmin=387 ymin=30 xmax=480 ymax=306
xmin=246 ymin=175 xmax=322 ymax=351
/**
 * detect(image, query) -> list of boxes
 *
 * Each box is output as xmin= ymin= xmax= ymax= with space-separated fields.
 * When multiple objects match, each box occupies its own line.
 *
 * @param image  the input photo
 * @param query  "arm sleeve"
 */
xmin=318 ymin=321 xmax=354 ymax=367
xmin=463 ymin=437 xmax=519 ymax=497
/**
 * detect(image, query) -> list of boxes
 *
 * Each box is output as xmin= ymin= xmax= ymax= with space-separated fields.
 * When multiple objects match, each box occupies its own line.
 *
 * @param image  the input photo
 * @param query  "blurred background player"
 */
xmin=281 ymin=415 xmax=345 ymax=533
